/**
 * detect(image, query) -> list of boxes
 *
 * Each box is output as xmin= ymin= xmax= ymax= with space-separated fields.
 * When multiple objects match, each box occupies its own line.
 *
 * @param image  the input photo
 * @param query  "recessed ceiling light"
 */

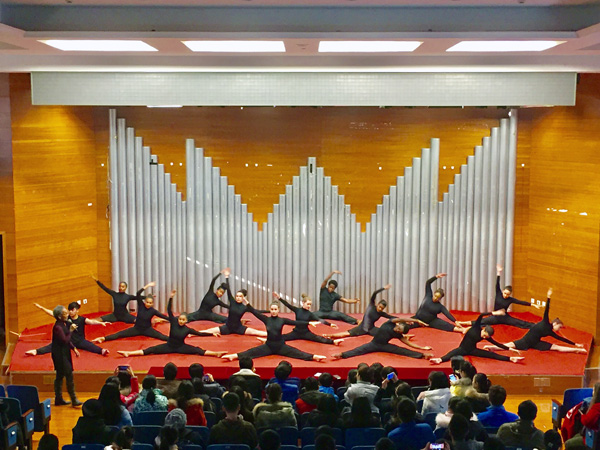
xmin=446 ymin=41 xmax=564 ymax=52
xmin=182 ymin=41 xmax=285 ymax=52
xmin=318 ymin=41 xmax=422 ymax=52
xmin=39 ymin=40 xmax=157 ymax=51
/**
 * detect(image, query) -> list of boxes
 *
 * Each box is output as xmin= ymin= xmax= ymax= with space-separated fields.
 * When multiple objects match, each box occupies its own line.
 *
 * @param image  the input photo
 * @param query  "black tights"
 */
xmin=341 ymin=342 xmax=424 ymax=359
xmin=104 ymin=326 xmax=168 ymax=342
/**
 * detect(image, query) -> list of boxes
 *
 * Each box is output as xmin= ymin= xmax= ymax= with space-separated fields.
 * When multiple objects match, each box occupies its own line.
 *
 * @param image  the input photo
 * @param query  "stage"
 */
xmin=8 ymin=311 xmax=592 ymax=395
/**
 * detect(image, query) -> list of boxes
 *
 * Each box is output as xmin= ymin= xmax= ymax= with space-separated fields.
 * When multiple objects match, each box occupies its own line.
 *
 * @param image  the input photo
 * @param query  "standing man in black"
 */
xmin=52 ymin=305 xmax=82 ymax=407
xmin=314 ymin=270 xmax=360 ymax=324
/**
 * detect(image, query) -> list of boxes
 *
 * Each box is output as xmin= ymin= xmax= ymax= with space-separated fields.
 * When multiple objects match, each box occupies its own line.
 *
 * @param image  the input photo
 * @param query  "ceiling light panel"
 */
xmin=183 ymin=41 xmax=285 ymax=52
xmin=39 ymin=40 xmax=157 ymax=52
xmin=447 ymin=41 xmax=565 ymax=52
xmin=318 ymin=41 xmax=422 ymax=52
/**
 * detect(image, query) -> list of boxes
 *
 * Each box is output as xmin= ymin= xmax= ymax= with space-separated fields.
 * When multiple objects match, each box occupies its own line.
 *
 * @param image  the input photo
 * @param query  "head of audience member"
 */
xmin=316 ymin=394 xmax=338 ymax=416
xmin=301 ymin=294 xmax=313 ymax=311
xmin=216 ymin=283 xmax=227 ymax=298
xmin=105 ymin=375 xmax=121 ymax=388
xmin=428 ymin=371 xmax=450 ymax=390
xmin=259 ymin=429 xmax=281 ymax=450
xmin=357 ymin=362 xmax=368 ymax=371
xmin=349 ymin=396 xmax=374 ymax=426
xmin=327 ymin=280 xmax=338 ymax=293
xmin=397 ymin=398 xmax=417 ymax=424
xmin=117 ymin=368 xmax=132 ymax=389
xmin=98 ymin=383 xmax=125 ymax=426
xmin=517 ymin=400 xmax=538 ymax=423
xmin=450 ymin=356 xmax=465 ymax=376
xmin=175 ymin=380 xmax=196 ymax=410
xmin=370 ymin=363 xmax=384 ymax=385
xmin=158 ymin=425 xmax=178 ymax=450
xmin=315 ymin=433 xmax=336 ymax=450
xmin=38 ymin=433 xmax=59 ymax=450
xmin=381 ymin=366 xmax=397 ymax=383
xmin=230 ymin=375 xmax=248 ymax=393
xmin=483 ymin=436 xmax=506 ymax=450
xmin=230 ymin=385 xmax=252 ymax=413
xmin=303 ymin=377 xmax=319 ymax=392
xmin=319 ymin=372 xmax=333 ymax=389
xmin=473 ymin=373 xmax=492 ymax=394
xmin=448 ymin=414 xmax=470 ymax=443
xmin=118 ymin=281 xmax=128 ymax=293
xmin=112 ymin=426 xmax=134 ymax=450
xmin=191 ymin=377 xmax=205 ymax=396
xmin=274 ymin=361 xmax=293 ymax=381
xmin=488 ymin=385 xmax=508 ymax=407
xmin=163 ymin=362 xmax=178 ymax=381
xmin=459 ymin=361 xmax=477 ymax=380
xmin=239 ymin=356 xmax=254 ymax=371
xmin=433 ymin=288 xmax=445 ymax=302
xmin=188 ymin=363 xmax=204 ymax=380
xmin=346 ymin=369 xmax=358 ymax=385
xmin=164 ymin=408 xmax=187 ymax=434
xmin=357 ymin=365 xmax=373 ymax=384
xmin=375 ymin=438 xmax=395 ymax=450
xmin=142 ymin=375 xmax=158 ymax=404
xmin=453 ymin=399 xmax=474 ymax=421
xmin=315 ymin=425 xmax=335 ymax=440
xmin=446 ymin=396 xmax=462 ymax=415
xmin=235 ymin=289 xmax=248 ymax=304
xmin=223 ymin=392 xmax=241 ymax=419
xmin=394 ymin=382 xmax=415 ymax=402
xmin=81 ymin=398 xmax=104 ymax=420
xmin=266 ymin=382 xmax=283 ymax=404
xmin=544 ymin=430 xmax=563 ymax=450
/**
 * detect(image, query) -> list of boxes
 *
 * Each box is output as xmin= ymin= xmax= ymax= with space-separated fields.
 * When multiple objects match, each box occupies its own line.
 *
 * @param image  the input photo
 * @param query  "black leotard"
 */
xmin=347 ymin=287 xmax=394 ymax=336
xmin=314 ymin=287 xmax=358 ymax=324
xmin=218 ymin=283 xmax=268 ymax=335
xmin=104 ymin=296 xmax=169 ymax=342
xmin=513 ymin=298 xmax=575 ymax=351
xmin=97 ymin=281 xmax=144 ymax=323
xmin=340 ymin=320 xmax=424 ymax=359
xmin=440 ymin=313 xmax=511 ymax=362
xmin=187 ymin=273 xmax=229 ymax=323
xmin=475 ymin=277 xmax=535 ymax=329
xmin=278 ymin=297 xmax=335 ymax=345
xmin=409 ymin=276 xmax=456 ymax=332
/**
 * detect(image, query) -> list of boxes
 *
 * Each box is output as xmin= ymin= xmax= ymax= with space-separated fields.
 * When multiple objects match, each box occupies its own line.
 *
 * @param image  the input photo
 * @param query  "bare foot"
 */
xmin=313 ymin=355 xmax=326 ymax=362
xmin=331 ymin=353 xmax=342 ymax=360
xmin=576 ymin=348 xmax=588 ymax=354
xmin=333 ymin=339 xmax=344 ymax=346
xmin=422 ymin=352 xmax=434 ymax=360
xmin=117 ymin=350 xmax=130 ymax=357
xmin=510 ymin=356 xmax=524 ymax=363
xmin=25 ymin=350 xmax=37 ymax=356
xmin=213 ymin=351 xmax=228 ymax=358
xmin=256 ymin=337 xmax=267 ymax=343
xmin=323 ymin=334 xmax=332 ymax=339
xmin=430 ymin=358 xmax=442 ymax=364
xmin=101 ymin=348 xmax=110 ymax=356
xmin=404 ymin=334 xmax=415 ymax=340
xmin=93 ymin=337 xmax=105 ymax=344
xmin=221 ymin=354 xmax=237 ymax=361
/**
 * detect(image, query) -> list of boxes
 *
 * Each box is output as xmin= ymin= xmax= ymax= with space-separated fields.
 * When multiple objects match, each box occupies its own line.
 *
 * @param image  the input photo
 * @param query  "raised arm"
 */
xmin=94 ymin=277 xmax=116 ymax=296
xmin=244 ymin=302 xmax=268 ymax=325
xmin=214 ymin=274 xmax=231 ymax=309
xmin=543 ymin=289 xmax=552 ymax=323
xmin=473 ymin=312 xmax=493 ymax=328
xmin=321 ymin=270 xmax=341 ymax=289
xmin=34 ymin=303 xmax=54 ymax=318
xmin=495 ymin=265 xmax=503 ymax=299
xmin=425 ymin=273 xmax=446 ymax=298
xmin=167 ymin=291 xmax=176 ymax=320
xmin=273 ymin=293 xmax=299 ymax=313
xmin=133 ymin=281 xmax=155 ymax=300
xmin=370 ymin=284 xmax=391 ymax=306
xmin=207 ymin=272 xmax=222 ymax=294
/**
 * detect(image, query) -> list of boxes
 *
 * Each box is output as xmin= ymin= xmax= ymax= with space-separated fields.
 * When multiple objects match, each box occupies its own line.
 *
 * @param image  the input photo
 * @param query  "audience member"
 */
xmin=545 ymin=430 xmax=563 ymax=450
xmin=168 ymin=379 xmax=206 ymax=426
xmin=482 ymin=436 xmax=505 ymax=450
xmin=116 ymin=366 xmax=139 ymax=410
xmin=156 ymin=408 xmax=203 ymax=447
xmin=375 ymin=367 xmax=401 ymax=403
xmin=314 ymin=434 xmax=336 ymax=450
xmin=133 ymin=374 xmax=169 ymax=415
xmin=157 ymin=425 xmax=178 ymax=450
xmin=436 ymin=396 xmax=462 ymax=431
xmin=385 ymin=382 xmax=421 ymax=433
xmin=318 ymin=373 xmax=339 ymax=401
xmin=476 ymin=385 xmax=518 ymax=428
xmin=296 ymin=377 xmax=325 ymax=414
xmin=448 ymin=399 xmax=487 ymax=442
xmin=371 ymin=362 xmax=384 ymax=386
xmin=259 ymin=429 xmax=281 ymax=450
xmin=157 ymin=362 xmax=180 ymax=399
xmin=387 ymin=398 xmax=435 ymax=450
xmin=209 ymin=393 xmax=258 ymax=449
xmin=229 ymin=356 xmax=263 ymax=400
xmin=451 ymin=361 xmax=477 ymax=397
xmin=564 ymin=382 xmax=600 ymax=449
xmin=190 ymin=362 xmax=226 ymax=398
xmin=345 ymin=365 xmax=379 ymax=413
xmin=104 ymin=426 xmax=134 ymax=450
xmin=99 ymin=383 xmax=133 ymax=427
xmin=307 ymin=394 xmax=343 ymax=428
xmin=343 ymin=396 xmax=380 ymax=428
xmin=191 ymin=377 xmax=216 ymax=414
xmin=419 ymin=371 xmax=451 ymax=415
xmin=465 ymin=373 xmax=491 ymax=413
xmin=254 ymin=383 xmax=297 ymax=429
xmin=229 ymin=385 xmax=255 ymax=423
xmin=375 ymin=437 xmax=396 ymax=450
xmin=345 ymin=369 xmax=358 ymax=386
xmin=72 ymin=399 xmax=116 ymax=445
xmin=448 ymin=414 xmax=483 ymax=450
xmin=497 ymin=400 xmax=545 ymax=449
xmin=267 ymin=361 xmax=301 ymax=404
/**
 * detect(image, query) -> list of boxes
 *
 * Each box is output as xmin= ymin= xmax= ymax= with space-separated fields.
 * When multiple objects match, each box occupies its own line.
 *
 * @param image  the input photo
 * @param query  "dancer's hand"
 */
xmin=333 ymin=270 xmax=342 ymax=275
xmin=422 ymin=346 xmax=433 ymax=351
xmin=532 ymin=303 xmax=542 ymax=309
xmin=221 ymin=267 xmax=231 ymax=277
xmin=144 ymin=281 xmax=156 ymax=289
xmin=330 ymin=323 xmax=338 ymax=329
xmin=74 ymin=349 xmax=80 ymax=358
xmin=509 ymin=348 xmax=521 ymax=355
xmin=430 ymin=358 xmax=442 ymax=364
xmin=547 ymin=288 xmax=553 ymax=298
xmin=436 ymin=273 xmax=447 ymax=279
xmin=170 ymin=290 xmax=177 ymax=298
xmin=384 ymin=284 xmax=392 ymax=290
xmin=309 ymin=321 xmax=320 ymax=328
xmin=272 ymin=292 xmax=280 ymax=300
xmin=496 ymin=264 xmax=503 ymax=274
xmin=576 ymin=343 xmax=585 ymax=348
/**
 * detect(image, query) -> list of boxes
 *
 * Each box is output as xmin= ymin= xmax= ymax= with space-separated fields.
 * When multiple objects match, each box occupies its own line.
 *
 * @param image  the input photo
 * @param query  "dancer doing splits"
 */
xmin=198 ymin=280 xmax=267 ymax=337
xmin=222 ymin=298 xmax=326 ymax=362
xmin=484 ymin=289 xmax=587 ymax=355
xmin=314 ymin=270 xmax=360 ymax=324
xmin=430 ymin=313 xmax=524 ymax=365
xmin=26 ymin=301 xmax=109 ymax=356
xmin=457 ymin=264 xmax=540 ymax=329
xmin=117 ymin=290 xmax=227 ymax=358
xmin=92 ymin=275 xmax=154 ymax=324
xmin=51 ymin=305 xmax=82 ymax=406
xmin=331 ymin=319 xmax=433 ymax=360
xmin=408 ymin=273 xmax=465 ymax=333
xmin=93 ymin=290 xmax=170 ymax=344
xmin=186 ymin=268 xmax=231 ymax=324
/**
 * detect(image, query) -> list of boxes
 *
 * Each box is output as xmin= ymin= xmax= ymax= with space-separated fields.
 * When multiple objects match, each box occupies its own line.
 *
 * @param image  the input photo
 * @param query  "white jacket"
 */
xmin=420 ymin=388 xmax=452 ymax=415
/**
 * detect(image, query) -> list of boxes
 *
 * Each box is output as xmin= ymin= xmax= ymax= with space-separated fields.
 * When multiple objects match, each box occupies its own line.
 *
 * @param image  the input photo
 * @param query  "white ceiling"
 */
xmin=1 ymin=0 xmax=600 ymax=72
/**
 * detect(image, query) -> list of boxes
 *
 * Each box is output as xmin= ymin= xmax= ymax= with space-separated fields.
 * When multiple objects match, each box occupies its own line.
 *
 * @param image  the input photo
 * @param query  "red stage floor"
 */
xmin=9 ymin=311 xmax=592 ymax=381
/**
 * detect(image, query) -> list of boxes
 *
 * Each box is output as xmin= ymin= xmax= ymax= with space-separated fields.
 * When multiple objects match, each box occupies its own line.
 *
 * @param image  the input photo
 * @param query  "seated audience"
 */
xmin=385 ymin=382 xmax=422 ymax=433
xmin=451 ymin=361 xmax=477 ymax=397
xmin=375 ymin=437 xmax=396 ymax=450
xmin=375 ymin=367 xmax=401 ymax=403
xmin=38 ymin=434 xmax=59 ymax=450
xmin=296 ymin=377 xmax=325 ymax=414
xmin=482 ymin=437 xmax=505 ymax=450
xmin=343 ymin=396 xmax=380 ymax=429
xmin=72 ymin=399 xmax=116 ymax=445
xmin=476 ymin=385 xmax=518 ymax=428
xmin=190 ymin=362 xmax=226 ymax=398
xmin=436 ymin=396 xmax=462 ymax=431
xmin=497 ymin=400 xmax=545 ymax=450
xmin=133 ymin=374 xmax=169 ymax=415
xmin=116 ymin=366 xmax=139 ymax=410
xmin=465 ymin=373 xmax=491 ymax=413
xmin=157 ymin=425 xmax=178 ymax=450
xmin=387 ymin=398 xmax=435 ymax=450
xmin=371 ymin=363 xmax=384 ymax=387
xmin=447 ymin=399 xmax=487 ymax=442
xmin=545 ymin=429 xmax=563 ymax=450
xmin=99 ymin=383 xmax=133 ymax=427
xmin=267 ymin=360 xmax=301 ymax=404
xmin=448 ymin=414 xmax=483 ymax=450
xmin=155 ymin=408 xmax=203 ymax=448
xmin=345 ymin=365 xmax=379 ymax=413
xmin=345 ymin=369 xmax=358 ymax=386
xmin=209 ymin=392 xmax=258 ymax=449
xmin=168 ymin=379 xmax=206 ymax=426
xmin=191 ymin=377 xmax=216 ymax=414
xmin=319 ymin=372 xmax=339 ymax=401
xmin=229 ymin=385 xmax=255 ymax=423
xmin=418 ymin=371 xmax=451 ymax=415
xmin=229 ymin=356 xmax=263 ymax=400
xmin=259 ymin=429 xmax=281 ymax=450
xmin=307 ymin=394 xmax=344 ymax=428
xmin=157 ymin=362 xmax=180 ymax=399
xmin=254 ymin=383 xmax=297 ymax=429
xmin=104 ymin=426 xmax=134 ymax=450
xmin=564 ymin=382 xmax=600 ymax=449
xmin=315 ymin=433 xmax=336 ymax=450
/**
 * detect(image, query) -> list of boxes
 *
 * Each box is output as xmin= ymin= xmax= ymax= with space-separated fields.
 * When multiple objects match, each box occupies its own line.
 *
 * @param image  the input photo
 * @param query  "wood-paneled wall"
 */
xmin=5 ymin=73 xmax=600 ymax=339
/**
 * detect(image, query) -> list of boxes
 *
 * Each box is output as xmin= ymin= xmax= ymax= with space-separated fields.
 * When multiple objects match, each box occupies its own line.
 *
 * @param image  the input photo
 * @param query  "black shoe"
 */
xmin=71 ymin=399 xmax=83 ymax=407
xmin=55 ymin=398 xmax=71 ymax=406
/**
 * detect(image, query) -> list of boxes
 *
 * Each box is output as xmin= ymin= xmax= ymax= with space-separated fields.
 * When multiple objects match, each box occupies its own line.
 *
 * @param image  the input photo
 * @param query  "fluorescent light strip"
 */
xmin=447 ymin=40 xmax=564 ymax=52
xmin=40 ymin=40 xmax=157 ymax=52
xmin=319 ymin=41 xmax=422 ymax=52
xmin=183 ymin=41 xmax=285 ymax=52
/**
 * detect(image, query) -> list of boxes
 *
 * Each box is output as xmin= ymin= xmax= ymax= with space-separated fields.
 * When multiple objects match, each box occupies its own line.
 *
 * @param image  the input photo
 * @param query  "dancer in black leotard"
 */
xmin=331 ymin=319 xmax=433 ymax=360
xmin=314 ymin=270 xmax=360 ymax=324
xmin=221 ymin=299 xmax=326 ymax=362
xmin=117 ymin=290 xmax=227 ymax=358
xmin=26 ymin=301 xmax=109 ymax=356
xmin=187 ymin=268 xmax=230 ymax=324
xmin=93 ymin=292 xmax=170 ymax=343
xmin=198 ymin=278 xmax=267 ymax=337
xmin=430 ymin=313 xmax=524 ymax=364
xmin=483 ymin=288 xmax=587 ymax=354
xmin=408 ymin=273 xmax=465 ymax=333
xmin=457 ymin=265 xmax=541 ymax=330
xmin=92 ymin=276 xmax=154 ymax=324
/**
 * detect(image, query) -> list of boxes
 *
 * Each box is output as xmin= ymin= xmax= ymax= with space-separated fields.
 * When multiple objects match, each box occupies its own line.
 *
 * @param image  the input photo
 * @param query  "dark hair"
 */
xmin=175 ymin=380 xmax=195 ymax=410
xmin=370 ymin=363 xmax=384 ymax=385
xmin=188 ymin=363 xmax=204 ymax=379
xmin=488 ymin=385 xmax=507 ymax=407
xmin=38 ymin=433 xmax=59 ymax=450
xmin=106 ymin=375 xmax=120 ymax=387
xmin=453 ymin=399 xmax=474 ymax=421
xmin=217 ymin=283 xmax=228 ymax=291
xmin=447 ymin=396 xmax=462 ymax=414
xmin=428 ymin=371 xmax=450 ymax=390
xmin=394 ymin=382 xmax=414 ymax=401
xmin=434 ymin=288 xmax=445 ymax=298
xmin=259 ymin=429 xmax=281 ymax=450
xmin=552 ymin=318 xmax=564 ymax=327
xmin=473 ymin=373 xmax=491 ymax=394
xmin=117 ymin=370 xmax=132 ymax=389
xmin=375 ymin=437 xmax=395 ymax=450
xmin=357 ymin=363 xmax=368 ymax=371
xmin=230 ymin=385 xmax=253 ymax=415
xmin=192 ymin=377 xmax=205 ymax=395
xmin=448 ymin=414 xmax=470 ymax=441
xmin=450 ymin=356 xmax=465 ymax=374
xmin=328 ymin=280 xmax=338 ymax=288
xmin=238 ymin=289 xmax=248 ymax=297
xmin=120 ymin=281 xmax=128 ymax=288
xmin=163 ymin=362 xmax=178 ymax=380
xmin=267 ymin=382 xmax=283 ymax=403
xmin=113 ymin=426 xmax=134 ymax=450
xmin=483 ymin=325 xmax=495 ymax=337
xmin=483 ymin=436 xmax=506 ymax=450
xmin=503 ymin=285 xmax=513 ymax=293
xmin=381 ymin=366 xmax=396 ymax=379
xmin=358 ymin=365 xmax=372 ymax=383
xmin=317 ymin=394 xmax=338 ymax=415
xmin=397 ymin=398 xmax=417 ymax=423
xmin=347 ymin=369 xmax=358 ymax=385
xmin=99 ymin=383 xmax=125 ymax=426
xmin=223 ymin=392 xmax=240 ymax=413
xmin=350 ymin=396 xmax=374 ymax=427
xmin=274 ymin=361 xmax=292 ymax=380
xmin=315 ymin=434 xmax=336 ymax=450
xmin=229 ymin=375 xmax=248 ymax=392
xmin=544 ymin=429 xmax=563 ymax=450
xmin=319 ymin=372 xmax=333 ymax=388
xmin=460 ymin=361 xmax=477 ymax=380
xmin=304 ymin=377 xmax=319 ymax=392
xmin=378 ymin=299 xmax=388 ymax=308
xmin=68 ymin=302 xmax=80 ymax=311
xmin=239 ymin=356 xmax=254 ymax=370
xmin=158 ymin=425 xmax=178 ymax=450
xmin=518 ymin=400 xmax=538 ymax=421
xmin=142 ymin=375 xmax=158 ymax=405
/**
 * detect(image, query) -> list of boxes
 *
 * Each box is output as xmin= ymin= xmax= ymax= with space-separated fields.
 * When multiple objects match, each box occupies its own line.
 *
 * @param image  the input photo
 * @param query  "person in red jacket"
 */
xmin=168 ymin=380 xmax=206 ymax=426
xmin=564 ymin=382 xmax=600 ymax=448
xmin=295 ymin=377 xmax=324 ymax=414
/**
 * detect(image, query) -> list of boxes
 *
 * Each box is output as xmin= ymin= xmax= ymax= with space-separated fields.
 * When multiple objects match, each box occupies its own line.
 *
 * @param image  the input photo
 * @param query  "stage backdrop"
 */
xmin=108 ymin=109 xmax=517 ymax=313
